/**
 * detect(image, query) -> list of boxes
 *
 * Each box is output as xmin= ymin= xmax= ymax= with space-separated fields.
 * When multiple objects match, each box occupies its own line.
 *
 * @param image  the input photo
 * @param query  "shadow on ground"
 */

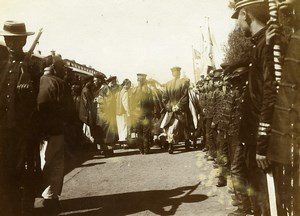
xmin=36 ymin=182 xmax=207 ymax=216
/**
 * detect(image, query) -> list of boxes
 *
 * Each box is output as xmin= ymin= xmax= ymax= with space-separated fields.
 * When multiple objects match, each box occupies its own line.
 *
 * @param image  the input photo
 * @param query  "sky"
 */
xmin=0 ymin=0 xmax=236 ymax=84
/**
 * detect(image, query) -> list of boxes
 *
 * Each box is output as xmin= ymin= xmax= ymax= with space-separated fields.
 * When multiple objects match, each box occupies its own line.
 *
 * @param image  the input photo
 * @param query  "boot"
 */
xmin=227 ymin=208 xmax=253 ymax=216
xmin=42 ymin=198 xmax=62 ymax=215
xmin=168 ymin=142 xmax=173 ymax=154
xmin=143 ymin=141 xmax=150 ymax=154
xmin=185 ymin=140 xmax=191 ymax=150
xmin=216 ymin=176 xmax=227 ymax=187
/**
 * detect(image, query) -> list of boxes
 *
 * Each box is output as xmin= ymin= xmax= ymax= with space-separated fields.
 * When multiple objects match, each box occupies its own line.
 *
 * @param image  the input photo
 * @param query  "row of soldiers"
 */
xmin=193 ymin=0 xmax=300 ymax=216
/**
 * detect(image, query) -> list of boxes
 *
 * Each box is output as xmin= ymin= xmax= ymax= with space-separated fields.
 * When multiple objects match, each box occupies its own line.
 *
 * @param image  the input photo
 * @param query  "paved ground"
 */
xmin=35 ymin=142 xmax=236 ymax=216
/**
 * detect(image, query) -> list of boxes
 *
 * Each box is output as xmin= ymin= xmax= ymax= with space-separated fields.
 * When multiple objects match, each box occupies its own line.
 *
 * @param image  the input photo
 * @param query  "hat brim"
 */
xmin=231 ymin=9 xmax=240 ymax=19
xmin=0 ymin=30 xmax=34 ymax=36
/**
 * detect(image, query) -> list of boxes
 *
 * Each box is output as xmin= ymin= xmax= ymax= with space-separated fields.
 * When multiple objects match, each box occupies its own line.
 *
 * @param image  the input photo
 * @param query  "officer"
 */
xmin=0 ymin=21 xmax=39 ymax=216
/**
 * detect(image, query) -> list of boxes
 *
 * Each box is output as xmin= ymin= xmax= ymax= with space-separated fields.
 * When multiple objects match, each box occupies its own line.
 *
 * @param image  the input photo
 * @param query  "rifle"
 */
xmin=17 ymin=28 xmax=43 ymax=89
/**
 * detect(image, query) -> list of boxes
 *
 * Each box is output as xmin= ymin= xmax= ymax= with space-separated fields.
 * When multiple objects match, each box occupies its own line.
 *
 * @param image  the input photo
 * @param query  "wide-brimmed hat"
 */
xmin=0 ymin=21 xmax=34 ymax=36
xmin=231 ymin=0 xmax=266 ymax=19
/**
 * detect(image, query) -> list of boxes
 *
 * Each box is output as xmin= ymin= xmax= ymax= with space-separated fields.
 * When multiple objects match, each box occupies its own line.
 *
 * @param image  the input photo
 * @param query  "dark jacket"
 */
xmin=239 ymin=28 xmax=276 ymax=156
xmin=37 ymin=73 xmax=66 ymax=136
xmin=268 ymin=29 xmax=300 ymax=164
xmin=0 ymin=53 xmax=37 ymax=129
xmin=79 ymin=83 xmax=94 ymax=126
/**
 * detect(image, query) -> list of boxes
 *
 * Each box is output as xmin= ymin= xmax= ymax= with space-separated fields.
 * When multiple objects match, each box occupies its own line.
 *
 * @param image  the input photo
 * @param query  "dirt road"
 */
xmin=35 ymin=143 xmax=235 ymax=216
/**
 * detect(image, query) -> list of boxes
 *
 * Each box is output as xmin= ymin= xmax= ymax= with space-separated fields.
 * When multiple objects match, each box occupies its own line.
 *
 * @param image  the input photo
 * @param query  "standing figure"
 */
xmin=79 ymin=76 xmax=95 ymax=145
xmin=231 ymin=0 xmax=277 ymax=215
xmin=38 ymin=55 xmax=68 ymax=214
xmin=131 ymin=73 xmax=154 ymax=154
xmin=0 ymin=21 xmax=40 ymax=216
xmin=106 ymin=76 xmax=120 ymax=142
xmin=94 ymin=73 xmax=116 ymax=157
xmin=161 ymin=66 xmax=190 ymax=154
xmin=268 ymin=0 xmax=300 ymax=215
xmin=204 ymin=71 xmax=215 ymax=160
xmin=116 ymin=79 xmax=131 ymax=143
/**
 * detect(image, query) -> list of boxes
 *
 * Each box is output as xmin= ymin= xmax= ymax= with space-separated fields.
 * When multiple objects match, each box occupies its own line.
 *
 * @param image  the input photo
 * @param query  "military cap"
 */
xmin=0 ymin=21 xmax=34 ymax=36
xmin=94 ymin=72 xmax=106 ymax=80
xmin=170 ymin=66 xmax=181 ymax=73
xmin=107 ymin=75 xmax=117 ymax=83
xmin=224 ymin=73 xmax=232 ymax=82
xmin=230 ymin=67 xmax=249 ymax=80
xmin=223 ymin=61 xmax=249 ymax=75
xmin=231 ymin=0 xmax=267 ymax=19
xmin=220 ymin=62 xmax=230 ymax=70
xmin=208 ymin=70 xmax=214 ymax=79
xmin=196 ymin=80 xmax=204 ymax=86
xmin=213 ymin=69 xmax=223 ymax=77
xmin=137 ymin=73 xmax=147 ymax=77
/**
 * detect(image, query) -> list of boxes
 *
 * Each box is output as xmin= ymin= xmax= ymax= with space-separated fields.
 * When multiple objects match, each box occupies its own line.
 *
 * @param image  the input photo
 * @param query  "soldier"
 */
xmin=212 ymin=69 xmax=224 ymax=165
xmin=161 ymin=66 xmax=191 ymax=154
xmin=267 ymin=0 xmax=300 ymax=215
xmin=131 ymin=73 xmax=154 ymax=154
xmin=195 ymin=78 xmax=206 ymax=149
xmin=0 ymin=21 xmax=41 ymax=216
xmin=201 ymin=76 xmax=210 ymax=152
xmin=213 ymin=69 xmax=229 ymax=187
xmin=204 ymin=70 xmax=216 ymax=161
xmin=232 ymin=0 xmax=277 ymax=215
xmin=226 ymin=62 xmax=252 ymax=216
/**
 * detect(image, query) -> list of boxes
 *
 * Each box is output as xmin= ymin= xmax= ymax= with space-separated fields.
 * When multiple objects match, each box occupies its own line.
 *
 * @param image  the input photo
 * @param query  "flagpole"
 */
xmin=192 ymin=45 xmax=197 ymax=83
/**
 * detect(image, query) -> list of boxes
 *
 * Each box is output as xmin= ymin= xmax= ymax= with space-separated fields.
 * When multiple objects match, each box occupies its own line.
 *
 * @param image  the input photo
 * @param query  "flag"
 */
xmin=192 ymin=47 xmax=203 ymax=82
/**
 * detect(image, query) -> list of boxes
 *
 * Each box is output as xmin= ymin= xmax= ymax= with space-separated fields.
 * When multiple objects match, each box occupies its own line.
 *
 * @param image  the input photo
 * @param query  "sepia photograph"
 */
xmin=0 ymin=0 xmax=299 ymax=215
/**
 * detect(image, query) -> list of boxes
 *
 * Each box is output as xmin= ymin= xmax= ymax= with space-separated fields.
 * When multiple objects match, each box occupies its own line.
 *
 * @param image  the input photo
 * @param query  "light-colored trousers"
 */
xmin=116 ymin=114 xmax=129 ymax=141
xmin=40 ymin=134 xmax=65 ymax=199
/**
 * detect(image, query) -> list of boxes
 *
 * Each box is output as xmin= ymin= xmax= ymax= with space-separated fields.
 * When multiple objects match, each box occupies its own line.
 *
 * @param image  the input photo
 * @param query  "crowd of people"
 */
xmin=0 ymin=0 xmax=299 ymax=215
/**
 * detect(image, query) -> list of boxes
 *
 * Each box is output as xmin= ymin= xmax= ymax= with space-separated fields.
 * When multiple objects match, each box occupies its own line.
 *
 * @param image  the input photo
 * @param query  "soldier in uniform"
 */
xmin=232 ymin=0 xmax=277 ymax=215
xmin=195 ymin=78 xmax=206 ymax=149
xmin=204 ymin=70 xmax=216 ymax=161
xmin=161 ymin=66 xmax=191 ymax=154
xmin=201 ymin=76 xmax=210 ymax=152
xmin=0 ymin=21 xmax=40 ymax=216
xmin=267 ymin=0 xmax=300 ymax=214
xmin=226 ymin=63 xmax=253 ymax=216
xmin=213 ymin=69 xmax=229 ymax=187
xmin=131 ymin=73 xmax=154 ymax=154
xmin=212 ymin=69 xmax=224 ymax=166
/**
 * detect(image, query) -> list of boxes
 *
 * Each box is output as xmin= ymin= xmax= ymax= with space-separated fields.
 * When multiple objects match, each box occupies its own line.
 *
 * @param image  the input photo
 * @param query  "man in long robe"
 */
xmin=161 ymin=66 xmax=191 ymax=154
